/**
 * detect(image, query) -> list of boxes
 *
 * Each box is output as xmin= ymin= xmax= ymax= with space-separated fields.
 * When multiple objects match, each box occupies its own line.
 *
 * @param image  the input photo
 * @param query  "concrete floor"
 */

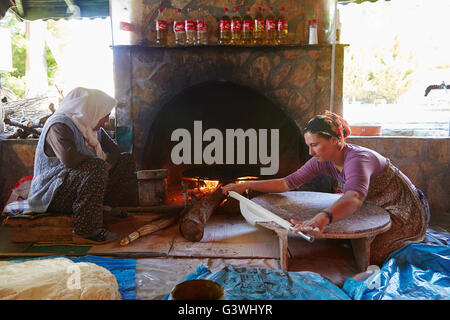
xmin=1 ymin=210 xmax=448 ymax=299
xmin=430 ymin=213 xmax=450 ymax=232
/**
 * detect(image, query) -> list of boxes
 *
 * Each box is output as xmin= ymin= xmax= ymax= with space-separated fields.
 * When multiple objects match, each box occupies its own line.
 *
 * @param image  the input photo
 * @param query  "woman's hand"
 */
xmin=221 ymin=183 xmax=248 ymax=195
xmin=290 ymin=212 xmax=329 ymax=235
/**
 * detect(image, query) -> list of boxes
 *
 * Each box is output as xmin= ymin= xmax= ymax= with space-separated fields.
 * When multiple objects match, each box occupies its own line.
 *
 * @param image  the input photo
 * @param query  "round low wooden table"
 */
xmin=251 ymin=191 xmax=392 ymax=272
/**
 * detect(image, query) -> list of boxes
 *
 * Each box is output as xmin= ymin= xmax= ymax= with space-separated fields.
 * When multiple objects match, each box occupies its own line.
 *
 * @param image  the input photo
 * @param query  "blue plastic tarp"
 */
xmin=343 ymin=243 xmax=450 ymax=300
xmin=164 ymin=265 xmax=351 ymax=300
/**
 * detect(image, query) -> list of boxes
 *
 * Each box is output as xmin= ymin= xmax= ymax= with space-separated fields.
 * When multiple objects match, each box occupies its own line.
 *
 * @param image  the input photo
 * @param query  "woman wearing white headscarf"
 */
xmin=28 ymin=87 xmax=136 ymax=244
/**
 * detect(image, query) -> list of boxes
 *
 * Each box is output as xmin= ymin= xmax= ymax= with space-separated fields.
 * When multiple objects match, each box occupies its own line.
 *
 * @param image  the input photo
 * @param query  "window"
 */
xmin=340 ymin=0 xmax=450 ymax=136
xmin=0 ymin=11 xmax=114 ymax=99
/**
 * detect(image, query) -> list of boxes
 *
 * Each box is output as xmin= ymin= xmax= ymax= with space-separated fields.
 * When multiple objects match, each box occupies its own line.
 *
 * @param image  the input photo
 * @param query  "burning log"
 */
xmin=179 ymin=183 xmax=226 ymax=242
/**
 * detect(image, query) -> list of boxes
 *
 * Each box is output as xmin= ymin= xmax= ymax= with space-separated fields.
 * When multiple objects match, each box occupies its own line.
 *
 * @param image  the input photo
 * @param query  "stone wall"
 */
xmin=0 ymin=137 xmax=448 ymax=219
xmin=347 ymin=137 xmax=450 ymax=216
xmin=114 ymin=44 xmax=345 ymax=171
xmin=118 ymin=0 xmax=334 ymax=46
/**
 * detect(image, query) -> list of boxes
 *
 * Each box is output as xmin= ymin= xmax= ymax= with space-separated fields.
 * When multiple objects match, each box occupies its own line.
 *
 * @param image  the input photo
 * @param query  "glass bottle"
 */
xmin=277 ymin=6 xmax=289 ymax=45
xmin=155 ymin=8 xmax=167 ymax=45
xmin=173 ymin=8 xmax=186 ymax=45
xmin=218 ymin=7 xmax=231 ymax=45
xmin=242 ymin=7 xmax=253 ymax=45
xmin=196 ymin=8 xmax=208 ymax=45
xmin=230 ymin=7 xmax=242 ymax=45
xmin=185 ymin=8 xmax=196 ymax=45
xmin=253 ymin=6 xmax=265 ymax=45
xmin=265 ymin=6 xmax=277 ymax=45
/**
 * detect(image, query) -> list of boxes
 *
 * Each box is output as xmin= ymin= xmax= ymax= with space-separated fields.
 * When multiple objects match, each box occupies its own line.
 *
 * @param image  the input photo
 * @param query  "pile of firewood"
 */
xmin=2 ymin=97 xmax=56 ymax=139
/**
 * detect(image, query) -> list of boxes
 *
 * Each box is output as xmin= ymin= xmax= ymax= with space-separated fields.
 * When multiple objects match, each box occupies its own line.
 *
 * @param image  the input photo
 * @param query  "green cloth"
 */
xmin=23 ymin=243 xmax=92 ymax=254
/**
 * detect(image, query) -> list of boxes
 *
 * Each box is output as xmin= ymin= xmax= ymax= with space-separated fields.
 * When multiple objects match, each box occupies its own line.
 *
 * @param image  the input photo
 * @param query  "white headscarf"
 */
xmin=54 ymin=87 xmax=117 ymax=160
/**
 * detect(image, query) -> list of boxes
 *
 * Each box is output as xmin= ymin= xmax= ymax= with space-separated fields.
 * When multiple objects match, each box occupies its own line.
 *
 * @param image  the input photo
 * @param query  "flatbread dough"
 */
xmin=0 ymin=257 xmax=121 ymax=300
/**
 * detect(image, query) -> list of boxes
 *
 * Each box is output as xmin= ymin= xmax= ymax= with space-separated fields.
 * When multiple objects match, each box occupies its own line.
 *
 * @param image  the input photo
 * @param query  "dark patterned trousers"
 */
xmin=47 ymin=153 xmax=136 ymax=236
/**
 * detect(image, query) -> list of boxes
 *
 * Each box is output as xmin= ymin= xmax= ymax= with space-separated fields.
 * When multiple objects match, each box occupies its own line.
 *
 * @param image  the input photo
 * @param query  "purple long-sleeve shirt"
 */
xmin=285 ymin=144 xmax=389 ymax=198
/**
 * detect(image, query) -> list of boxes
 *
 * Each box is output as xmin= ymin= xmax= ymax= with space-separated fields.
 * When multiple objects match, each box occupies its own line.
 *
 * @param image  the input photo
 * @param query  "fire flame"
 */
xmin=182 ymin=177 xmax=220 ymax=193
xmin=182 ymin=176 xmax=259 ymax=194
xmin=199 ymin=179 xmax=220 ymax=192
xmin=235 ymin=176 xmax=259 ymax=183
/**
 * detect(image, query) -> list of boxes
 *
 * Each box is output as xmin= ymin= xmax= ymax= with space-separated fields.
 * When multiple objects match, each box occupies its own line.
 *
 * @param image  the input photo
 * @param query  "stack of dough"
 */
xmin=0 ymin=258 xmax=121 ymax=300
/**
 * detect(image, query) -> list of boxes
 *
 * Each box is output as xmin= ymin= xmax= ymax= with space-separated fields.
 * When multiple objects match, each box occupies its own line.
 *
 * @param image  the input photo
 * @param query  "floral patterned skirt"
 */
xmin=47 ymin=153 xmax=135 ymax=236
xmin=365 ymin=159 xmax=428 ymax=265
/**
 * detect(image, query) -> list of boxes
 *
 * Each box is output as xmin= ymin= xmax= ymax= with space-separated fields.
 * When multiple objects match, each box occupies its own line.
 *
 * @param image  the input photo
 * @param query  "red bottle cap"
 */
xmin=234 ymin=7 xmax=238 ymax=11
xmin=158 ymin=8 xmax=163 ymax=13
xmin=310 ymin=19 xmax=317 ymax=23
xmin=176 ymin=8 xmax=181 ymax=12
xmin=257 ymin=7 xmax=262 ymax=10
xmin=224 ymin=7 xmax=228 ymax=11
xmin=269 ymin=7 xmax=273 ymax=11
xmin=246 ymin=7 xmax=250 ymax=11
xmin=280 ymin=7 xmax=285 ymax=11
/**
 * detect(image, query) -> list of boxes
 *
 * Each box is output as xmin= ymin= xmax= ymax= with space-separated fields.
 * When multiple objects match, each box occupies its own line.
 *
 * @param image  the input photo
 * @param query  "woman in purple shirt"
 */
xmin=222 ymin=111 xmax=429 ymax=265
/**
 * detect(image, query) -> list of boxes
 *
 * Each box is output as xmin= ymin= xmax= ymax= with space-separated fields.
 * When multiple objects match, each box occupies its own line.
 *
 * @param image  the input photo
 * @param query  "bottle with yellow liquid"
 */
xmin=218 ymin=7 xmax=231 ymax=45
xmin=253 ymin=6 xmax=265 ymax=45
xmin=277 ymin=6 xmax=289 ymax=45
xmin=242 ymin=7 xmax=253 ymax=45
xmin=230 ymin=7 xmax=242 ymax=45
xmin=265 ymin=6 xmax=277 ymax=45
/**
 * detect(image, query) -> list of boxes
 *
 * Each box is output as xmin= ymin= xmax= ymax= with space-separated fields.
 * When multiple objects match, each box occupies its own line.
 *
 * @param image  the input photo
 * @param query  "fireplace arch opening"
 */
xmin=142 ymin=80 xmax=310 ymax=202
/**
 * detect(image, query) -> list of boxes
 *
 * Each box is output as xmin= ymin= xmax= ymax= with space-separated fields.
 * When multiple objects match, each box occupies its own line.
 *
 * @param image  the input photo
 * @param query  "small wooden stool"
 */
xmin=252 ymin=191 xmax=391 ymax=272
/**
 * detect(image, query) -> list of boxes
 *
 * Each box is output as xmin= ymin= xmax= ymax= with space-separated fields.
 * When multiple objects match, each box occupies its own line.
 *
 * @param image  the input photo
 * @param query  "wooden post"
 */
xmin=277 ymin=229 xmax=289 ymax=271
xmin=351 ymin=236 xmax=375 ymax=272
xmin=258 ymin=222 xmax=290 ymax=271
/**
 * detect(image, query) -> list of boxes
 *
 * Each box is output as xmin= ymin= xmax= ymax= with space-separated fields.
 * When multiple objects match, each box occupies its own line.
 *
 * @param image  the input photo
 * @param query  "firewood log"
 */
xmin=179 ymin=184 xmax=226 ymax=242
xmin=4 ymin=118 xmax=41 ymax=136
xmin=6 ymin=128 xmax=22 ymax=139
xmin=48 ymin=102 xmax=55 ymax=113
xmin=38 ymin=114 xmax=52 ymax=127
xmin=37 ymin=103 xmax=55 ymax=127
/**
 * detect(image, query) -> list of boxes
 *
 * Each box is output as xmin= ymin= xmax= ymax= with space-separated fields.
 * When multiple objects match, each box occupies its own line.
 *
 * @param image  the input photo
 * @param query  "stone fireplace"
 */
xmin=112 ymin=44 xmax=345 ymax=204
